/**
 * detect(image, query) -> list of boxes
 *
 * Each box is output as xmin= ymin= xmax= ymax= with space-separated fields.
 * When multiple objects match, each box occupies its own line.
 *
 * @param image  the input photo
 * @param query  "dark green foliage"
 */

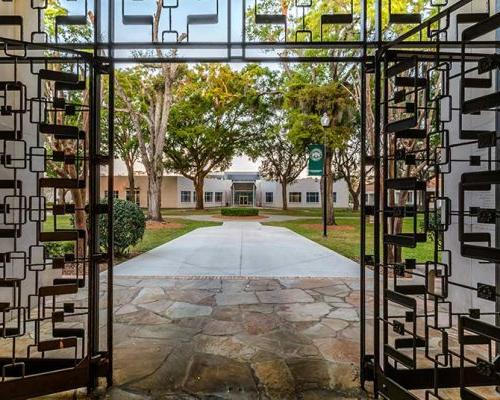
xmin=44 ymin=241 xmax=74 ymax=257
xmin=100 ymin=199 xmax=146 ymax=256
xmin=221 ymin=208 xmax=259 ymax=217
xmin=420 ymin=208 xmax=443 ymax=248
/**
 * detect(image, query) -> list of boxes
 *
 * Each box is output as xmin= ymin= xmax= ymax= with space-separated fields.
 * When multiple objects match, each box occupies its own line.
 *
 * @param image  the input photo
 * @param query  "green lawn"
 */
xmin=160 ymin=206 xmax=358 ymax=218
xmin=44 ymin=210 xmax=433 ymax=264
xmin=264 ymin=215 xmax=435 ymax=263
xmin=161 ymin=207 xmax=223 ymax=216
xmin=43 ymin=215 xmax=221 ymax=262
xmin=261 ymin=207 xmax=358 ymax=218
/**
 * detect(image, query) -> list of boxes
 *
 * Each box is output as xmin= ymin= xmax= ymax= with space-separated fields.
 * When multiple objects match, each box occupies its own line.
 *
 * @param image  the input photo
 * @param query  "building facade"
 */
xmin=100 ymin=172 xmax=351 ymax=209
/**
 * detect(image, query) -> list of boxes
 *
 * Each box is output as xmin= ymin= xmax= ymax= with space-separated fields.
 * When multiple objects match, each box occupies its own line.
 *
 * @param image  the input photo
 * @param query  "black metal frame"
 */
xmin=1 ymin=0 xmax=500 ymax=398
xmin=367 ymin=1 xmax=500 ymax=398
xmin=0 ymin=35 xmax=114 ymax=399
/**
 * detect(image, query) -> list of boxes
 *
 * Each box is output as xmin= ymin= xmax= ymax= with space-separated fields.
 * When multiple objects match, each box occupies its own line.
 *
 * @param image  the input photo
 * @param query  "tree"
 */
xmin=164 ymin=64 xmax=259 ymax=209
xmin=115 ymin=112 xmax=140 ymax=197
xmin=43 ymin=0 xmax=93 ymax=259
xmin=333 ymin=130 xmax=369 ymax=211
xmin=286 ymin=80 xmax=354 ymax=225
xmin=258 ymin=130 xmax=306 ymax=210
xmin=115 ymin=0 xmax=187 ymax=221
xmin=247 ymin=70 xmax=306 ymax=211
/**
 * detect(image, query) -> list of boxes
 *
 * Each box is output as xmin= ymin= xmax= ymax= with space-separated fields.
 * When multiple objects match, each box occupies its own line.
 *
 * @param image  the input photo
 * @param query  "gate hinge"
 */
xmin=92 ymin=352 xmax=111 ymax=377
xmin=362 ymin=354 xmax=375 ymax=382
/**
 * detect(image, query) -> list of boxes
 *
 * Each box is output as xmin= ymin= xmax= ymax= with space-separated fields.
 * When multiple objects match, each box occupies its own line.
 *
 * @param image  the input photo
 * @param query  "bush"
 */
xmin=44 ymin=241 xmax=74 ymax=257
xmin=221 ymin=207 xmax=259 ymax=217
xmin=419 ymin=208 xmax=443 ymax=248
xmin=99 ymin=199 xmax=146 ymax=256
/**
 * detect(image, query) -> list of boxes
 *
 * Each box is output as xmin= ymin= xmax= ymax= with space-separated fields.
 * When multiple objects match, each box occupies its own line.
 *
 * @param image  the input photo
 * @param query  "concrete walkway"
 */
xmin=162 ymin=213 xmax=316 ymax=222
xmin=115 ymin=221 xmax=359 ymax=277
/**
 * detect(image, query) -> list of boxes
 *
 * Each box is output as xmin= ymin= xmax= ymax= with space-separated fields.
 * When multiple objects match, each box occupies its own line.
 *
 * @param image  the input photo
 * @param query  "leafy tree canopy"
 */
xmin=165 ymin=64 xmax=263 ymax=178
xmin=285 ymin=79 xmax=355 ymax=151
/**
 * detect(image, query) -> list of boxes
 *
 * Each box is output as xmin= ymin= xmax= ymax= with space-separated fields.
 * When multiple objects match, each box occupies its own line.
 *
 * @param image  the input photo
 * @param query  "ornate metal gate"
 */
xmin=362 ymin=0 xmax=500 ymax=398
xmin=1 ymin=0 xmax=500 ymax=398
xmin=0 ymin=8 xmax=114 ymax=398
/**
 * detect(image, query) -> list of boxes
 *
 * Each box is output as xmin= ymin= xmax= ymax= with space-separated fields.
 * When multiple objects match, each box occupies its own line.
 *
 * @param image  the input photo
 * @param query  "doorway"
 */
xmin=239 ymin=195 xmax=249 ymax=206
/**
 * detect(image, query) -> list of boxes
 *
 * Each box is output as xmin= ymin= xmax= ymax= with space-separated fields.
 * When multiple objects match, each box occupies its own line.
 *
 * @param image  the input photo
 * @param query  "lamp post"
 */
xmin=320 ymin=112 xmax=330 ymax=238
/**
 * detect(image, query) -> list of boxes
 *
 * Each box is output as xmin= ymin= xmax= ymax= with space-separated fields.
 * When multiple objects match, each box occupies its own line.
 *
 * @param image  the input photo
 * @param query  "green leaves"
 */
xmin=164 ymin=64 xmax=261 ymax=179
xmin=285 ymin=80 xmax=354 ymax=151
xmin=99 ymin=199 xmax=146 ymax=257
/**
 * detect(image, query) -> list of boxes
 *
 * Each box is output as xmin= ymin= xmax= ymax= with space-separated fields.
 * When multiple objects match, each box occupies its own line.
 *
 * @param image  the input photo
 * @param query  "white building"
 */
xmin=257 ymin=177 xmax=350 ymax=208
xmin=100 ymin=171 xmax=352 ymax=209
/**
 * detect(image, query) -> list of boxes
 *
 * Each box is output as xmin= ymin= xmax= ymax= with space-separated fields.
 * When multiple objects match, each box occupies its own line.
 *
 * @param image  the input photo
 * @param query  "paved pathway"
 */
xmin=42 ymin=276 xmax=370 ymax=399
xmin=164 ymin=214 xmax=316 ymax=222
xmin=115 ymin=221 xmax=359 ymax=277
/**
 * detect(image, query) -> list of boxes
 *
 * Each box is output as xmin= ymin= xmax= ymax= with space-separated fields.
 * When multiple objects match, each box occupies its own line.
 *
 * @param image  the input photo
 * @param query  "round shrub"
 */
xmin=99 ymin=199 xmax=146 ymax=256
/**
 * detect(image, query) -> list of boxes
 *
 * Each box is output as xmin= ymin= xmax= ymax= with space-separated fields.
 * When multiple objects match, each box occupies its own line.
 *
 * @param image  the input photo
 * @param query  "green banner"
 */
xmin=308 ymin=144 xmax=324 ymax=176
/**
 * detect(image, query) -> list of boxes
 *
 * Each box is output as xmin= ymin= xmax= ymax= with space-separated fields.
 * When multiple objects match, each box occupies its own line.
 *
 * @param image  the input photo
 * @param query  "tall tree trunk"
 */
xmin=70 ymin=187 xmax=86 ymax=260
xmin=194 ymin=175 xmax=204 ymax=210
xmin=281 ymin=179 xmax=288 ymax=210
xmin=351 ymin=193 xmax=360 ymax=211
xmin=147 ymin=174 xmax=163 ymax=221
xmin=325 ymin=151 xmax=335 ymax=225
xmin=348 ymin=186 xmax=360 ymax=211
xmin=125 ymin=160 xmax=135 ymax=195
xmin=389 ymin=190 xmax=408 ymax=263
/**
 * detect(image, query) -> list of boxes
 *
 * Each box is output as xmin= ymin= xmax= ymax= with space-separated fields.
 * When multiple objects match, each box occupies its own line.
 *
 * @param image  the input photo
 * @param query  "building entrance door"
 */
xmin=239 ymin=196 xmax=249 ymax=206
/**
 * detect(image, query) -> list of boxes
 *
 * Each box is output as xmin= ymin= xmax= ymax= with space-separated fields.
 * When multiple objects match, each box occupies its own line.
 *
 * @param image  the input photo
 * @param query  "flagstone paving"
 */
xmin=40 ymin=276 xmax=371 ymax=399
xmin=31 ymin=274 xmax=497 ymax=400
xmin=106 ymin=276 xmax=371 ymax=400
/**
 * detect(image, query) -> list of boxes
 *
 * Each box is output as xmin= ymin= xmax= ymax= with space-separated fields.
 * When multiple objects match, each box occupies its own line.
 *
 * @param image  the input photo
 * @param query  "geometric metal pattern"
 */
xmin=0 ymin=37 xmax=113 ymax=400
xmin=365 ymin=1 xmax=500 ymax=398
xmin=1 ymin=0 xmax=500 ymax=398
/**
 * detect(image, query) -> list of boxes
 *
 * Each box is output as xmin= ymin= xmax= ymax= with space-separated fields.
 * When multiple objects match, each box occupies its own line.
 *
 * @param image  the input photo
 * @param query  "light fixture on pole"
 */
xmin=321 ymin=112 xmax=330 ymax=128
xmin=320 ymin=112 xmax=330 ymax=238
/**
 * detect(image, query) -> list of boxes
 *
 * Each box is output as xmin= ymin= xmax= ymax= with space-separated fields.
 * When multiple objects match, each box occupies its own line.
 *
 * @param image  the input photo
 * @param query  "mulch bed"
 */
xmin=301 ymin=223 xmax=355 ymax=232
xmin=211 ymin=215 xmax=269 ymax=221
xmin=146 ymin=220 xmax=185 ymax=229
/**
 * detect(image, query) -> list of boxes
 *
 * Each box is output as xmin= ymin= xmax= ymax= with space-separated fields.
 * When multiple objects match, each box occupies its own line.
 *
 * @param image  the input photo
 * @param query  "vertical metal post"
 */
xmin=495 ymin=0 xmax=500 ymax=369
xmin=373 ymin=49 xmax=381 ymax=398
xmin=88 ymin=0 xmax=102 ymax=391
xmin=87 ymin=61 xmax=100 ymax=393
xmin=373 ymin=0 xmax=382 ymax=395
xmin=106 ymin=0 xmax=115 ymax=387
xmin=381 ymin=53 xmax=389 ymax=372
xmin=359 ymin=0 xmax=367 ymax=387
xmin=242 ymin=0 xmax=246 ymax=60
xmin=323 ymin=133 xmax=328 ymax=238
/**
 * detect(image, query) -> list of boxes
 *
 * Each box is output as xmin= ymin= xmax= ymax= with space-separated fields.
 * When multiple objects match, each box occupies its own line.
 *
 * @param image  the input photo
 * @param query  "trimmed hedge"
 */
xmin=221 ymin=207 xmax=259 ymax=217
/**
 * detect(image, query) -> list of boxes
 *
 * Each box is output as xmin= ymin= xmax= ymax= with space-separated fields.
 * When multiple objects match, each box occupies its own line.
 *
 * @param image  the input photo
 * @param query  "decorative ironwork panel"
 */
xmin=363 ymin=0 xmax=500 ymax=398
xmin=0 ymin=30 xmax=112 ymax=400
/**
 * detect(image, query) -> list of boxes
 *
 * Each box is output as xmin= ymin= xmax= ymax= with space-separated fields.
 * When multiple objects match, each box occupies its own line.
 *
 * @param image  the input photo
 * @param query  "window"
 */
xmin=306 ymin=192 xmax=319 ymax=203
xmin=204 ymin=192 xmax=213 ymax=203
xmin=180 ymin=191 xmax=191 ymax=203
xmin=193 ymin=191 xmax=197 ymax=202
xmin=333 ymin=192 xmax=337 ymax=202
xmin=215 ymin=192 xmax=223 ymax=202
xmin=104 ymin=190 xmax=119 ymax=199
xmin=265 ymin=192 xmax=273 ymax=203
xmin=126 ymin=188 xmax=140 ymax=206
xmin=289 ymin=192 xmax=301 ymax=203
